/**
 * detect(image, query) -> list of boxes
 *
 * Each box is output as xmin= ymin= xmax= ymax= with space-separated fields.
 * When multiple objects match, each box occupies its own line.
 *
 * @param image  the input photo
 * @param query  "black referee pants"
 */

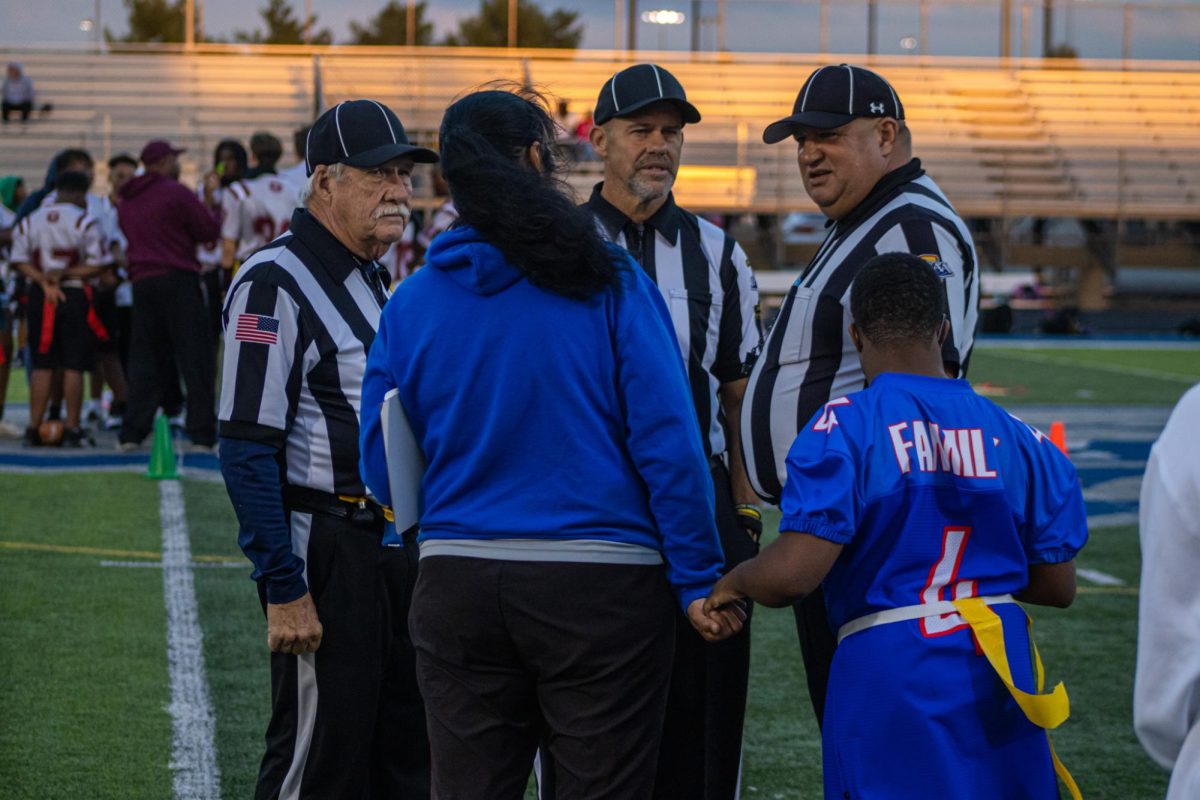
xmin=120 ymin=270 xmax=215 ymax=446
xmin=536 ymin=462 xmax=757 ymax=800
xmin=411 ymin=555 xmax=675 ymax=800
xmin=255 ymin=513 xmax=430 ymax=800
xmin=653 ymin=460 xmax=757 ymax=800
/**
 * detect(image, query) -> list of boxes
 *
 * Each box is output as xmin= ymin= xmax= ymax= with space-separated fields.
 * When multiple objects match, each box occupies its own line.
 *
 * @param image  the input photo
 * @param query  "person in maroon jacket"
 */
xmin=117 ymin=139 xmax=221 ymax=451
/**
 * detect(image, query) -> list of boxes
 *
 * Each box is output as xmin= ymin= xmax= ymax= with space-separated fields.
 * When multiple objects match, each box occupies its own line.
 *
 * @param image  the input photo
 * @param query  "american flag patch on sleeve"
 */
xmin=234 ymin=313 xmax=280 ymax=345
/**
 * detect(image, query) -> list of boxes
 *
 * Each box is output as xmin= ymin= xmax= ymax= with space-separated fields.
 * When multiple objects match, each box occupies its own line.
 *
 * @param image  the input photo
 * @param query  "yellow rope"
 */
xmin=0 ymin=540 xmax=238 ymax=563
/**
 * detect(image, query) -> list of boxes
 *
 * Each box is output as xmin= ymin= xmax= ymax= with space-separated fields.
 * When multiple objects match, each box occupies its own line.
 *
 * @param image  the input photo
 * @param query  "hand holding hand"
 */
xmin=687 ymin=596 xmax=746 ymax=643
xmin=703 ymin=573 xmax=746 ymax=617
xmin=266 ymin=592 xmax=323 ymax=655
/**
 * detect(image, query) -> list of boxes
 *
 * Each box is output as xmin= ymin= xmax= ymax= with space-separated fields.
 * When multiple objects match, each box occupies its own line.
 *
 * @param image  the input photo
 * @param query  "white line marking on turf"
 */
xmin=159 ymin=480 xmax=222 ymax=799
xmin=1087 ymin=512 xmax=1141 ymax=529
xmin=1078 ymin=567 xmax=1126 ymax=587
xmin=975 ymin=339 xmax=1200 ymax=351
xmin=983 ymin=350 xmax=1196 ymax=383
xmin=100 ymin=560 xmax=244 ymax=569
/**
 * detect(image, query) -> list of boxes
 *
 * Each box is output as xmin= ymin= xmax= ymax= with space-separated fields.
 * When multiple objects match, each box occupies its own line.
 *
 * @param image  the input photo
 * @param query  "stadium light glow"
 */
xmin=641 ymin=10 xmax=686 ymax=25
xmin=900 ymin=36 xmax=918 ymax=50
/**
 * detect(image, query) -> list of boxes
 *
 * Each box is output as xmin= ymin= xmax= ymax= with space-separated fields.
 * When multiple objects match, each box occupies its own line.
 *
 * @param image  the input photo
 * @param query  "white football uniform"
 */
xmin=379 ymin=220 xmax=418 ymax=285
xmin=416 ymin=199 xmax=459 ymax=251
xmin=10 ymin=203 xmax=104 ymax=277
xmin=222 ymin=174 xmax=303 ymax=262
xmin=195 ymin=184 xmax=228 ymax=273
xmin=41 ymin=191 xmax=118 ymax=262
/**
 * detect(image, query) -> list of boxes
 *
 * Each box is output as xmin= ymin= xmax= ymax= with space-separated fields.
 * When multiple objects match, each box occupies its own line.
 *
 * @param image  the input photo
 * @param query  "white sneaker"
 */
xmin=103 ymin=415 xmax=123 ymax=431
xmin=0 ymin=420 xmax=22 ymax=438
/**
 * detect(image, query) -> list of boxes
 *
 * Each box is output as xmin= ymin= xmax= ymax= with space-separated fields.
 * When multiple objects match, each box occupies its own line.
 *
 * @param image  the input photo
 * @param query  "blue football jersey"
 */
xmin=783 ymin=372 xmax=1088 ymax=799
xmin=780 ymin=372 xmax=1088 ymax=633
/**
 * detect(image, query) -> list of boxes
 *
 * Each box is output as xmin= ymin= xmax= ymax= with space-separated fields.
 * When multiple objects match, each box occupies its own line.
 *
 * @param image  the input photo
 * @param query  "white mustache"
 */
xmin=372 ymin=204 xmax=410 ymax=221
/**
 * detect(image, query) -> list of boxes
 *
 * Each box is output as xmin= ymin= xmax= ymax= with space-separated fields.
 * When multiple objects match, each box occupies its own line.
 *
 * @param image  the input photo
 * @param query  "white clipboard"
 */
xmin=380 ymin=387 xmax=425 ymax=532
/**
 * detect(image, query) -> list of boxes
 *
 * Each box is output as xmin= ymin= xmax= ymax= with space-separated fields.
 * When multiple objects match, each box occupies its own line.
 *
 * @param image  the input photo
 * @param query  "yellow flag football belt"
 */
xmin=952 ymin=597 xmax=1081 ymax=800
xmin=838 ymin=596 xmax=1081 ymax=799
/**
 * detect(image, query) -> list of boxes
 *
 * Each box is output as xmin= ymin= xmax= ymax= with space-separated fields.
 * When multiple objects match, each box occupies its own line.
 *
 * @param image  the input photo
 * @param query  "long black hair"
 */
xmin=213 ymin=139 xmax=248 ymax=186
xmin=438 ymin=87 xmax=620 ymax=299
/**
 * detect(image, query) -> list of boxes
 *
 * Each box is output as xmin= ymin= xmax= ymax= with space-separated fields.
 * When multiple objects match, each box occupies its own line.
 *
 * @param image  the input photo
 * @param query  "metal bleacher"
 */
xmin=4 ymin=44 xmax=1200 ymax=223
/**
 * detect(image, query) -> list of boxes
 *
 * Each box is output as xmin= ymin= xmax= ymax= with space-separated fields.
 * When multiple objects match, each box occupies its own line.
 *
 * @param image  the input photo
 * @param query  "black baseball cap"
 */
xmin=594 ymin=63 xmax=701 ymax=126
xmin=306 ymin=99 xmax=438 ymax=176
xmin=762 ymin=64 xmax=904 ymax=144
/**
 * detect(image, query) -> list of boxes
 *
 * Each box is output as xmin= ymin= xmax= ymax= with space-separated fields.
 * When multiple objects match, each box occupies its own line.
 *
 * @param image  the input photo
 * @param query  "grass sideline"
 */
xmin=1 ymin=345 xmax=1193 ymax=798
xmin=970 ymin=347 xmax=1199 ymax=405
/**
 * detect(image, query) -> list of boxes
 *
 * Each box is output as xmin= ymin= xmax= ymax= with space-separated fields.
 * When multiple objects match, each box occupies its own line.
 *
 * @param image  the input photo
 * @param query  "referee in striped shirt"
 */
xmin=574 ymin=63 xmax=763 ymax=800
xmin=218 ymin=99 xmax=436 ymax=799
xmin=742 ymin=65 xmax=980 ymax=725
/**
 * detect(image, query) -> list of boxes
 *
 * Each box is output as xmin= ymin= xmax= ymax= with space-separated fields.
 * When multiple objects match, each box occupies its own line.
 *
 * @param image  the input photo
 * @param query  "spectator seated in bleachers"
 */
xmin=2 ymin=62 xmax=35 ymax=125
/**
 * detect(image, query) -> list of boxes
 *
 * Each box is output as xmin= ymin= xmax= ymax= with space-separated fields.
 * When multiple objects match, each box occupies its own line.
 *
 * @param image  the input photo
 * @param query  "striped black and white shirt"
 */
xmin=742 ymin=159 xmax=979 ymax=503
xmin=218 ymin=209 xmax=389 ymax=496
xmin=587 ymin=185 xmax=762 ymax=459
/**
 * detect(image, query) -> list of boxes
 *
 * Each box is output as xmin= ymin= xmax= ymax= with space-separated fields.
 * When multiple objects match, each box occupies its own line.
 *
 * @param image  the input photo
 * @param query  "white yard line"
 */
xmin=984 ymin=350 xmax=1196 ymax=384
xmin=1077 ymin=567 xmax=1127 ymax=587
xmin=99 ymin=560 xmax=244 ymax=569
xmin=159 ymin=480 xmax=222 ymax=800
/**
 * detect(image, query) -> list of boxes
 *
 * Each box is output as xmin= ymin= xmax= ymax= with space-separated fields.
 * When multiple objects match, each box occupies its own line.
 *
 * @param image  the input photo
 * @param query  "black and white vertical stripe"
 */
xmin=587 ymin=190 xmax=761 ymax=459
xmin=218 ymin=231 xmax=387 ymax=496
xmin=742 ymin=170 xmax=979 ymax=503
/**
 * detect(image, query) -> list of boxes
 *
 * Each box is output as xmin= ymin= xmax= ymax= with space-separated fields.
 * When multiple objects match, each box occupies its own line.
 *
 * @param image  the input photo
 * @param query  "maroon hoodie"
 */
xmin=117 ymin=172 xmax=221 ymax=281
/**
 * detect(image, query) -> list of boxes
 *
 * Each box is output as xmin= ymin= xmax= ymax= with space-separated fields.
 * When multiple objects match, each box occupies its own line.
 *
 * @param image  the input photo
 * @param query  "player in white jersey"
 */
xmin=10 ymin=170 xmax=106 ymax=446
xmin=219 ymin=172 xmax=302 ymax=269
xmin=38 ymin=150 xmax=126 ymax=426
xmin=379 ymin=172 xmax=458 ymax=285
xmin=275 ymin=124 xmax=310 ymax=188
xmin=219 ymin=134 xmax=302 ymax=274
xmin=86 ymin=153 xmax=138 ymax=429
xmin=196 ymin=140 xmax=248 ymax=345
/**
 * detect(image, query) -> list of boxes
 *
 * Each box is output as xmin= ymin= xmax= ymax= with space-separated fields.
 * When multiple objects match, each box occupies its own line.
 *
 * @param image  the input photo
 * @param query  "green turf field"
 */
xmin=970 ymin=346 xmax=1200 ymax=405
xmin=1 ymin=345 xmax=1192 ymax=798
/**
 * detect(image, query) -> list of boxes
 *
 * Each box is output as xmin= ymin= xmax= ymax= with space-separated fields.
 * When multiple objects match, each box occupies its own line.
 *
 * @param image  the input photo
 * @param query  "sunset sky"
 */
xmin=5 ymin=0 xmax=1200 ymax=61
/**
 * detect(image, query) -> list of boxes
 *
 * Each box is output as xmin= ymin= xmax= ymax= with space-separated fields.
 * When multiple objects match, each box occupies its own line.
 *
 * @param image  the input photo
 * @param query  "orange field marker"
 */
xmin=1049 ymin=421 xmax=1068 ymax=455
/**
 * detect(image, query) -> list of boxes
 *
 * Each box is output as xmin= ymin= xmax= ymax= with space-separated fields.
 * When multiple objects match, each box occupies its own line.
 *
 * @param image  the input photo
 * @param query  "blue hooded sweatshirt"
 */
xmin=360 ymin=224 xmax=724 ymax=611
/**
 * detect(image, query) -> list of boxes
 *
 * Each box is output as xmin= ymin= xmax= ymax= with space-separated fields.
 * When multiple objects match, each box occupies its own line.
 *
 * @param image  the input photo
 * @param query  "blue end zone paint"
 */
xmin=0 ymin=408 xmax=1167 ymax=522
xmin=1075 ymin=438 xmax=1154 ymax=526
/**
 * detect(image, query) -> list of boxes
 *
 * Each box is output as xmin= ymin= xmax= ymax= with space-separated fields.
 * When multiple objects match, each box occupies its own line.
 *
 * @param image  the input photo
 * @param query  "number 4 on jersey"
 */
xmin=812 ymin=397 xmax=852 ymax=433
xmin=920 ymin=526 xmax=977 ymax=637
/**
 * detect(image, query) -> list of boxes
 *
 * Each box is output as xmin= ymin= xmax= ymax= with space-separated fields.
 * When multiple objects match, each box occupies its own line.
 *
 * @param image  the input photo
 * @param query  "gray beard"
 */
xmin=626 ymin=172 xmax=675 ymax=205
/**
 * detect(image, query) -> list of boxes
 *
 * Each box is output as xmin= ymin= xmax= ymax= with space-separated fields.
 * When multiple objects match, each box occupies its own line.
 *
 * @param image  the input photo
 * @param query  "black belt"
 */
xmin=283 ymin=485 xmax=391 ymax=528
